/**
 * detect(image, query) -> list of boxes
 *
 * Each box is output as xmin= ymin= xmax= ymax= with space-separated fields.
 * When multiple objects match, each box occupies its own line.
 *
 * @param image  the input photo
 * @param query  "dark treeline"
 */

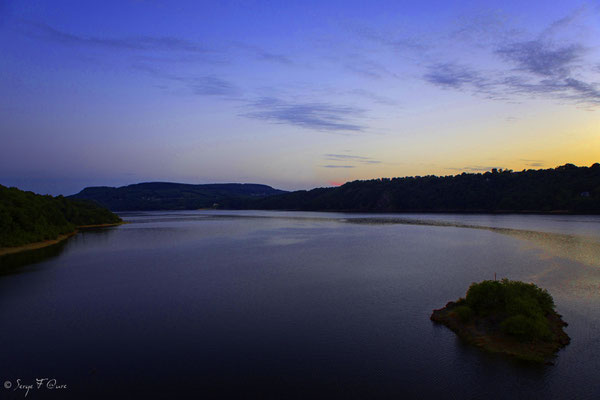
xmin=244 ymin=164 xmax=600 ymax=213
xmin=0 ymin=185 xmax=122 ymax=247
xmin=69 ymin=182 xmax=286 ymax=211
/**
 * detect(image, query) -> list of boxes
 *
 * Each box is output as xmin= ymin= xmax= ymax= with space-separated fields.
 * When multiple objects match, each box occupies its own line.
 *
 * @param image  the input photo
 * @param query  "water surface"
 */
xmin=1 ymin=211 xmax=599 ymax=399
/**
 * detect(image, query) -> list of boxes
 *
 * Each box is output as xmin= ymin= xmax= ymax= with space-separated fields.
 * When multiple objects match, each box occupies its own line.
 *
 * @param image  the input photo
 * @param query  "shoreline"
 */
xmin=118 ymin=207 xmax=600 ymax=216
xmin=0 ymin=222 xmax=124 ymax=257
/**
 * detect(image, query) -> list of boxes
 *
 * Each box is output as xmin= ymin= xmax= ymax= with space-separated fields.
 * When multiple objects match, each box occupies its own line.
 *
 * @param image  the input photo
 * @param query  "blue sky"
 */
xmin=1 ymin=0 xmax=599 ymax=195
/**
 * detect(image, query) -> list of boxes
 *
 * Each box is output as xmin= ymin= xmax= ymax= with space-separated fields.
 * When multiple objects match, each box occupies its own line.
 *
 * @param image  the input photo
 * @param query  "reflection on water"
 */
xmin=1 ymin=211 xmax=599 ymax=399
xmin=0 ymin=239 xmax=70 ymax=275
xmin=500 ymin=228 xmax=600 ymax=268
xmin=0 ymin=227 xmax=119 ymax=276
xmin=343 ymin=215 xmax=600 ymax=267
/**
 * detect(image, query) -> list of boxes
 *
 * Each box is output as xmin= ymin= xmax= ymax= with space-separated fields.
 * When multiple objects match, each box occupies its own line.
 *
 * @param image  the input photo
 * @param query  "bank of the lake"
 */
xmin=0 ymin=222 xmax=125 ymax=257
xmin=0 ymin=184 xmax=123 ymax=254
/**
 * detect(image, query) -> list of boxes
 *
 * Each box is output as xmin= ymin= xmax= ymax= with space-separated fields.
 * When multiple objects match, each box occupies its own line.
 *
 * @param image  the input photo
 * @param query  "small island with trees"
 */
xmin=431 ymin=279 xmax=570 ymax=363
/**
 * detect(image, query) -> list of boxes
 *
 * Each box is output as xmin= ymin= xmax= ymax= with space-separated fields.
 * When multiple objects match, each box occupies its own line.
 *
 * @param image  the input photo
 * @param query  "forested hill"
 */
xmin=0 ymin=185 xmax=122 ymax=248
xmin=249 ymin=164 xmax=600 ymax=213
xmin=69 ymin=182 xmax=286 ymax=211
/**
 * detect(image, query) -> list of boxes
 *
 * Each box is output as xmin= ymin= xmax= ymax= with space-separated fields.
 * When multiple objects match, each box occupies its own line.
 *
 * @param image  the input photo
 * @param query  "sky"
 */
xmin=0 ymin=0 xmax=599 ymax=195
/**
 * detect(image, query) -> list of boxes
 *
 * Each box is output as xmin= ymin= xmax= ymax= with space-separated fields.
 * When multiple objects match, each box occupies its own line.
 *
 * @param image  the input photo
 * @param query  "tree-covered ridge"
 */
xmin=69 ymin=182 xmax=286 ymax=211
xmin=0 ymin=185 xmax=122 ymax=248
xmin=251 ymin=163 xmax=600 ymax=213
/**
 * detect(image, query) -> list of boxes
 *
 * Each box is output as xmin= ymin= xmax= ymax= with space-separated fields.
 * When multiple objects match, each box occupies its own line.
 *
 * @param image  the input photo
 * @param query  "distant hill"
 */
xmin=249 ymin=163 xmax=600 ymax=214
xmin=0 ymin=185 xmax=122 ymax=248
xmin=69 ymin=182 xmax=286 ymax=211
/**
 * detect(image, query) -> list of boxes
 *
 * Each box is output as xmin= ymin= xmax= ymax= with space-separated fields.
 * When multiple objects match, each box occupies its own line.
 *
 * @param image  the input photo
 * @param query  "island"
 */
xmin=431 ymin=279 xmax=570 ymax=363
xmin=0 ymin=184 xmax=123 ymax=256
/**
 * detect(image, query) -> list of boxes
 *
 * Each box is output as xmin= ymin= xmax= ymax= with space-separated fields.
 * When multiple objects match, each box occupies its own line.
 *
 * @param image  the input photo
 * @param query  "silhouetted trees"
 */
xmin=250 ymin=163 xmax=600 ymax=213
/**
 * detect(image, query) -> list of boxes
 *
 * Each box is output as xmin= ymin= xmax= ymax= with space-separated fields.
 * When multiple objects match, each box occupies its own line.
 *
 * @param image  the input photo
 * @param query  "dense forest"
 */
xmin=69 ymin=182 xmax=286 ymax=211
xmin=0 ymin=185 xmax=122 ymax=248
xmin=65 ymin=164 xmax=600 ymax=213
xmin=248 ymin=163 xmax=600 ymax=213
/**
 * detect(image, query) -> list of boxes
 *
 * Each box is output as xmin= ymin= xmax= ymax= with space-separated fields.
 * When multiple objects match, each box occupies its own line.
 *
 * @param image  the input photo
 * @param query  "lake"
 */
xmin=1 ymin=210 xmax=600 ymax=399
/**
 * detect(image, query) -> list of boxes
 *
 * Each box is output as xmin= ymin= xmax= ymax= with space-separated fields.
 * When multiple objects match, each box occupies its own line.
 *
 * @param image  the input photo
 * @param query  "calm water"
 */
xmin=1 ymin=211 xmax=600 ymax=399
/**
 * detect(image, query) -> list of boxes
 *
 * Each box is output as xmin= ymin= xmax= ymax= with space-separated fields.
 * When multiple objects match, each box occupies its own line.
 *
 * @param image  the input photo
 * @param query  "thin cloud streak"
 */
xmin=23 ymin=21 xmax=211 ymax=53
xmin=324 ymin=154 xmax=381 ymax=165
xmin=132 ymin=63 xmax=241 ymax=97
xmin=232 ymin=42 xmax=293 ymax=65
xmin=448 ymin=166 xmax=499 ymax=172
xmin=243 ymin=97 xmax=366 ymax=132
xmin=21 ymin=21 xmax=292 ymax=67
xmin=192 ymin=75 xmax=240 ymax=96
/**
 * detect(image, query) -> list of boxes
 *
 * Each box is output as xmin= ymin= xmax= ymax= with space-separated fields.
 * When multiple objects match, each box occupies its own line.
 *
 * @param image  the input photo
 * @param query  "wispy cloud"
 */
xmin=243 ymin=97 xmax=365 ymax=132
xmin=132 ymin=63 xmax=241 ymax=97
xmin=350 ymin=24 xmax=428 ymax=54
xmin=342 ymin=55 xmax=399 ymax=80
xmin=21 ymin=21 xmax=292 ymax=67
xmin=324 ymin=154 xmax=381 ymax=164
xmin=191 ymin=75 xmax=239 ymax=96
xmin=520 ymin=159 xmax=545 ymax=167
xmin=322 ymin=165 xmax=355 ymax=168
xmin=232 ymin=42 xmax=292 ymax=64
xmin=496 ymin=40 xmax=584 ymax=77
xmin=347 ymin=89 xmax=398 ymax=105
xmin=324 ymin=154 xmax=370 ymax=160
xmin=23 ymin=21 xmax=211 ymax=53
xmin=448 ymin=165 xmax=499 ymax=172
xmin=421 ymin=10 xmax=600 ymax=106
xmin=423 ymin=63 xmax=488 ymax=90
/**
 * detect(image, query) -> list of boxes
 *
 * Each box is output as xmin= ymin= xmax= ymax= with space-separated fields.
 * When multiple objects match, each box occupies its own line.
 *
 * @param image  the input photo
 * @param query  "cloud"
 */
xmin=324 ymin=154 xmax=381 ymax=164
xmin=424 ymin=47 xmax=600 ymax=105
xmin=450 ymin=10 xmax=518 ymax=45
xmin=232 ymin=42 xmax=292 ymax=64
xmin=421 ymin=10 xmax=600 ymax=106
xmin=243 ymin=97 xmax=365 ymax=132
xmin=342 ymin=56 xmax=399 ymax=80
xmin=132 ymin=63 xmax=241 ymax=97
xmin=191 ymin=75 xmax=239 ymax=96
xmin=448 ymin=166 xmax=498 ymax=172
xmin=501 ymin=75 xmax=600 ymax=105
xmin=350 ymin=24 xmax=428 ymax=54
xmin=23 ymin=21 xmax=210 ymax=54
xmin=324 ymin=154 xmax=370 ymax=160
xmin=347 ymin=89 xmax=398 ymax=105
xmin=423 ymin=63 xmax=489 ymax=89
xmin=22 ymin=21 xmax=291 ymax=67
xmin=495 ymin=40 xmax=584 ymax=77
xmin=322 ymin=165 xmax=355 ymax=168
xmin=518 ymin=158 xmax=545 ymax=168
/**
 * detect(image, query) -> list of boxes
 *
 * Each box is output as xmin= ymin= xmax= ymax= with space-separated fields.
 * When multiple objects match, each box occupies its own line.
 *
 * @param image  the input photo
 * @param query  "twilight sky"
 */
xmin=1 ymin=0 xmax=599 ymax=195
